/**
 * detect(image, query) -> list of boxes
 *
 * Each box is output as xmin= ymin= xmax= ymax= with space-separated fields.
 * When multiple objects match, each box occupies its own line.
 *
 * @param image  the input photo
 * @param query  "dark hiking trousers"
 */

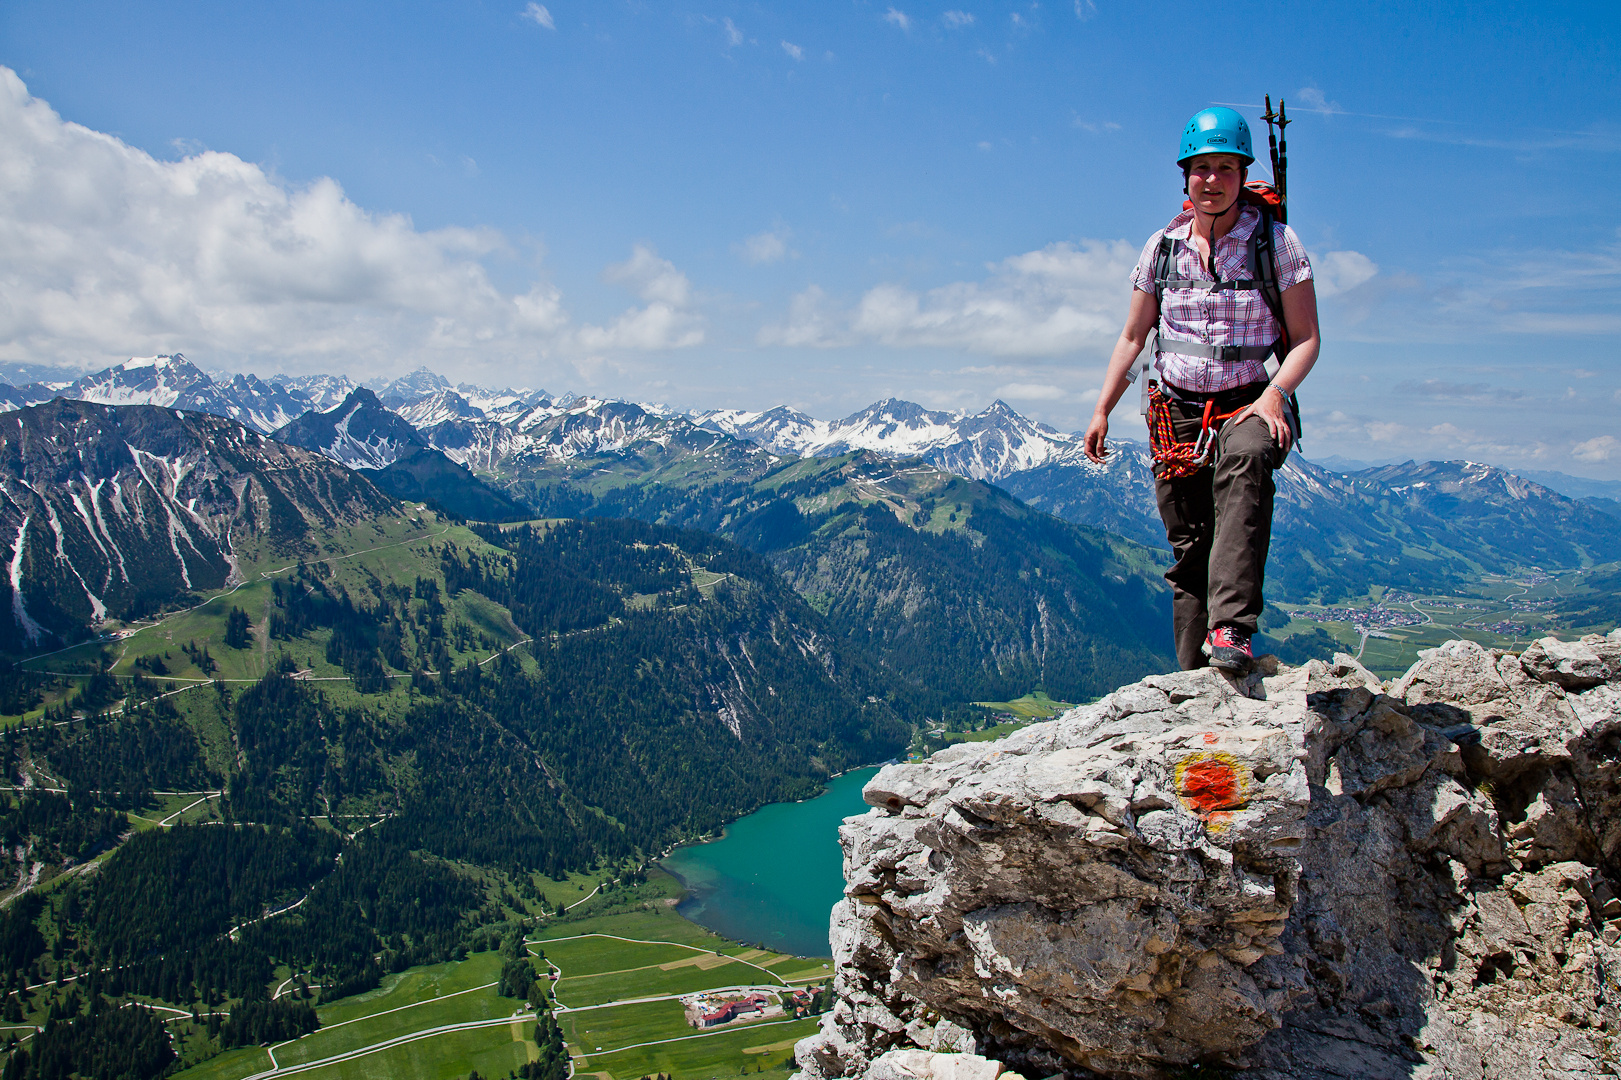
xmin=1153 ymin=383 xmax=1287 ymax=671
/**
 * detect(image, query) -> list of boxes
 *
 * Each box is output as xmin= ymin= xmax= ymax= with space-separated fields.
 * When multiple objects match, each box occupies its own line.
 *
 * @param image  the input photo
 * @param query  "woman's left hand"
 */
xmin=1232 ymin=386 xmax=1293 ymax=451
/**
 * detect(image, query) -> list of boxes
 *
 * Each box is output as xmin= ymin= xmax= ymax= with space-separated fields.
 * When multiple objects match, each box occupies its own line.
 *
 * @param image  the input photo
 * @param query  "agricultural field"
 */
xmin=538 ymin=910 xmax=825 ymax=1080
xmin=910 ymin=689 xmax=1078 ymax=758
xmin=164 ymin=883 xmax=832 ymax=1080
xmin=1261 ymin=561 xmax=1621 ymax=679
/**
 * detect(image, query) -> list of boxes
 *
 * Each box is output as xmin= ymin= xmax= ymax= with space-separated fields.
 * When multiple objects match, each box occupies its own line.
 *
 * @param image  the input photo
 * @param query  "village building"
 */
xmin=682 ymin=990 xmax=781 ymax=1028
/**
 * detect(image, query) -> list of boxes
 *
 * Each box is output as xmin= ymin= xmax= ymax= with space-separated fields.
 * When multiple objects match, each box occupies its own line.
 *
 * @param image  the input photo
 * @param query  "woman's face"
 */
xmin=1184 ymin=153 xmax=1246 ymax=216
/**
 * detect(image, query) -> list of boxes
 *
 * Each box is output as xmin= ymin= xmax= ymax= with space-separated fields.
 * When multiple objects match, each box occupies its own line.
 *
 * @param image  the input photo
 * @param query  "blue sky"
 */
xmin=2 ymin=1 xmax=1618 ymax=476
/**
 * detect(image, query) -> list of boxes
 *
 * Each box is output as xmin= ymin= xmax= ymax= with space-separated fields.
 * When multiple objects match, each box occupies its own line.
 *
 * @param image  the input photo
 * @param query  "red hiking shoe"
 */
xmin=1202 ymin=625 xmax=1253 ymax=672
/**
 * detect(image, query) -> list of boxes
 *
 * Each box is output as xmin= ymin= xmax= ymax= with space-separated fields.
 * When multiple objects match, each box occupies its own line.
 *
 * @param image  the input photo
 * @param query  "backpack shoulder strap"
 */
xmin=1248 ymin=209 xmax=1287 ymax=352
xmin=1137 ymin=231 xmax=1176 ymax=416
xmin=1248 ymin=208 xmax=1303 ymax=445
xmin=1152 ymin=232 xmax=1175 ymax=308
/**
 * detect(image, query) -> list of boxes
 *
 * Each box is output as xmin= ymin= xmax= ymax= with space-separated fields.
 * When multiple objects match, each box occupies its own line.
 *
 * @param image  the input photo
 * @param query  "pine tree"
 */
xmin=225 ymin=607 xmax=252 ymax=650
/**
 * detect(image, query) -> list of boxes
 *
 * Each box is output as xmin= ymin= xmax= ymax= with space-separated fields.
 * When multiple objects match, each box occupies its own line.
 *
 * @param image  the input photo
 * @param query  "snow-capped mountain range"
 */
xmin=693 ymin=398 xmax=1090 ymax=482
xmin=0 ymin=357 xmax=555 ymax=441
xmin=4 ymin=355 xmax=1132 ymax=483
xmin=272 ymin=388 xmax=430 ymax=470
xmin=4 ymin=355 xmax=1617 ymax=628
xmin=5 ymin=356 xmax=1129 ymax=481
xmin=4 ymin=355 xmax=311 ymax=434
xmin=9 ymin=357 xmax=1616 ymax=564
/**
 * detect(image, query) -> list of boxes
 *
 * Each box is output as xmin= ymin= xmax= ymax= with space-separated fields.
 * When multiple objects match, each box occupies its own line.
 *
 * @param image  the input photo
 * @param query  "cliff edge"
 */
xmin=795 ymin=633 xmax=1621 ymax=1079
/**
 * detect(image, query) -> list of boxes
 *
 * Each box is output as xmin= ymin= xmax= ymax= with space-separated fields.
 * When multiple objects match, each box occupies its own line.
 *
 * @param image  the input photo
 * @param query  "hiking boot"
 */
xmin=1203 ymin=625 xmax=1253 ymax=672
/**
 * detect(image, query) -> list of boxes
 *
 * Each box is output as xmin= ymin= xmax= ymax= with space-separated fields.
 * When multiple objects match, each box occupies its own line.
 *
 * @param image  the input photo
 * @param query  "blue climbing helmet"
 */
xmin=1178 ymin=107 xmax=1254 ymax=166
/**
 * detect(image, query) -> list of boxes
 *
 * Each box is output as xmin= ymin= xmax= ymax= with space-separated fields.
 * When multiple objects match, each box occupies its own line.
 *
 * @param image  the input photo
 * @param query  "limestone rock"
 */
xmin=795 ymin=635 xmax=1621 ymax=1080
xmin=1520 ymin=634 xmax=1621 ymax=690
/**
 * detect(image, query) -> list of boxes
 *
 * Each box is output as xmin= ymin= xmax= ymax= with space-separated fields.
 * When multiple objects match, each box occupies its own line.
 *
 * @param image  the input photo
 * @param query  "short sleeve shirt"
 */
xmin=1129 ymin=205 xmax=1312 ymax=394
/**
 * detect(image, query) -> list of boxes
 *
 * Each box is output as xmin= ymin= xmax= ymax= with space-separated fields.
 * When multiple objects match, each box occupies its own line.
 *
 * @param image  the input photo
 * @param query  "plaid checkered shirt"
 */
xmin=1129 ymin=204 xmax=1313 ymax=394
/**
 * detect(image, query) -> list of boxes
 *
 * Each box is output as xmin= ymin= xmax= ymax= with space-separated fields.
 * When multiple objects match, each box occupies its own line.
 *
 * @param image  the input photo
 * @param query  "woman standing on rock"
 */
xmin=1083 ymin=107 xmax=1320 ymax=673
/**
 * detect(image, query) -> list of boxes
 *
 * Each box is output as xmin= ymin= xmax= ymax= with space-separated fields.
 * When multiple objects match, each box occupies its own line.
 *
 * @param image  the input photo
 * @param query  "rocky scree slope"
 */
xmin=796 ymin=632 xmax=1621 ymax=1080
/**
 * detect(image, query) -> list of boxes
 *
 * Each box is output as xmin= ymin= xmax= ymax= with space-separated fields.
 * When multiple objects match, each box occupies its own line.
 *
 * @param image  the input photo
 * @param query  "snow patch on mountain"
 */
xmin=456 ymin=384 xmax=550 ymax=423
xmin=396 ymin=389 xmax=487 ymax=428
xmin=271 ymin=388 xmax=426 ymax=470
xmin=274 ymin=374 xmax=358 ymax=413
xmin=9 ymin=518 xmax=43 ymax=642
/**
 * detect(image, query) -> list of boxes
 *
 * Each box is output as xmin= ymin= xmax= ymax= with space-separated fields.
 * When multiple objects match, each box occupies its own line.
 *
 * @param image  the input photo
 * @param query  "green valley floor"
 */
xmin=170 ymin=899 xmax=832 ymax=1080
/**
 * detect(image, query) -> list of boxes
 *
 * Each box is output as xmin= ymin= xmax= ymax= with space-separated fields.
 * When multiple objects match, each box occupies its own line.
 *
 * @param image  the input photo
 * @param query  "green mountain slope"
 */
xmin=368 ymin=446 xmax=532 ymax=522
xmin=999 ymin=451 xmax=1621 ymax=605
xmin=1266 ymin=459 xmax=1621 ymax=602
xmin=0 ymin=399 xmax=402 ymax=652
xmin=470 ymin=443 xmax=1176 ymax=705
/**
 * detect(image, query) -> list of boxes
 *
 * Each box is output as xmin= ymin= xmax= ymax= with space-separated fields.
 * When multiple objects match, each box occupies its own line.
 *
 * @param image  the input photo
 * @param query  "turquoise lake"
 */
xmin=661 ymin=766 xmax=880 ymax=959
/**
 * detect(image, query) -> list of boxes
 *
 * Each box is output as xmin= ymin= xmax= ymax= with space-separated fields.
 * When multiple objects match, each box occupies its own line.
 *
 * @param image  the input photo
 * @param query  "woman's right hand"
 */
xmin=1083 ymin=413 xmax=1110 ymax=463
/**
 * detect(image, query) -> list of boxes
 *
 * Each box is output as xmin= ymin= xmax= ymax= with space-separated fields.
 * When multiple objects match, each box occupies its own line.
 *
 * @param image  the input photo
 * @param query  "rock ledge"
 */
xmin=795 ymin=633 xmax=1621 ymax=1079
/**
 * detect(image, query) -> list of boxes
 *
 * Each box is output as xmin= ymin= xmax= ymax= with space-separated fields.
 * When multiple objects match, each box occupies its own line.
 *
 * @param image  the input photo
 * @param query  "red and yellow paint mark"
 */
xmin=1174 ymin=750 xmax=1250 ymax=819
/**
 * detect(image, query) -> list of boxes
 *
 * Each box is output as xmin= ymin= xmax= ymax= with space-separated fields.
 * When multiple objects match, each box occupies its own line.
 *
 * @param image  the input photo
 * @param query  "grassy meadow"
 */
xmin=161 ymin=874 xmax=832 ymax=1080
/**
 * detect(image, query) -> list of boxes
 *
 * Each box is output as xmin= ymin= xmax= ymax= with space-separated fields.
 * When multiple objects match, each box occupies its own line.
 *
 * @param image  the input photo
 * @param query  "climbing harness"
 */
xmin=1147 ymin=382 xmax=1257 ymax=476
xmin=1146 ymin=386 xmax=1253 ymax=479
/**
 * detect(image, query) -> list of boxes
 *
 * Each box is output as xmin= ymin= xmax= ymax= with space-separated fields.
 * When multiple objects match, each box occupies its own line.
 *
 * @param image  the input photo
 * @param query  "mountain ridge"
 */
xmin=0 ymin=398 xmax=399 ymax=650
xmin=8 ymin=359 xmax=1615 ymax=608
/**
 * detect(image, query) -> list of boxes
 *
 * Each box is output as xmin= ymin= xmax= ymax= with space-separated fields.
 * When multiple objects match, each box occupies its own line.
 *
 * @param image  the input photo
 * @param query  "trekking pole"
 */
xmin=1276 ymin=99 xmax=1290 ymax=209
xmin=1261 ymin=95 xmax=1281 ymax=183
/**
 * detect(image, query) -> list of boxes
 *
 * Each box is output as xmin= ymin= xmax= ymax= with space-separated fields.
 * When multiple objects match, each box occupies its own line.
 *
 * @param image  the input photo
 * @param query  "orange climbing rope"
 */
xmin=1146 ymin=385 xmax=1248 ymax=479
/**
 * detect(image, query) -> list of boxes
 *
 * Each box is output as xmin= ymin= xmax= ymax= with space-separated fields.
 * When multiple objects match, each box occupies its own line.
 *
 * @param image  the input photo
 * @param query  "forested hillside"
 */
xmin=462 ymin=445 xmax=1175 ymax=705
xmin=0 ymin=398 xmax=1177 ymax=703
xmin=0 ymin=513 xmax=906 ymax=1076
xmin=1003 ymin=451 xmax=1621 ymax=605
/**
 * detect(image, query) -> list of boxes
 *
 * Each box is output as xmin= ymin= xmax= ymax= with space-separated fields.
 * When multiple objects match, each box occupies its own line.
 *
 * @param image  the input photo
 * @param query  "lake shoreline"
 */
xmin=658 ymin=766 xmax=882 ymax=958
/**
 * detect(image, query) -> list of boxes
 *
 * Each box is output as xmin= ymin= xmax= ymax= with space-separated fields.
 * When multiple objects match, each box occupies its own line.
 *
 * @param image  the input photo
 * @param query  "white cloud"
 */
xmin=1073 ymin=0 xmax=1097 ymax=18
xmin=942 ymin=10 xmax=975 ymax=27
xmin=995 ymin=382 xmax=1068 ymax=401
xmin=1573 ymin=435 xmax=1620 ymax=463
xmin=722 ymin=17 xmax=743 ymax=47
xmin=603 ymin=244 xmax=692 ymax=307
xmin=0 ymin=67 xmax=700 ymax=376
xmin=1307 ymin=412 xmax=1566 ymax=470
xmin=520 ymin=2 xmax=554 ymax=29
xmin=1317 ymin=237 xmax=1621 ymax=345
xmin=1293 ymin=87 xmax=1342 ymax=115
xmin=575 ymin=244 xmax=704 ymax=351
xmin=781 ymin=40 xmax=804 ymax=61
xmin=884 ymin=8 xmax=911 ymax=31
xmin=761 ymin=286 xmax=847 ymax=348
xmin=1312 ymin=250 xmax=1378 ymax=297
xmin=763 ymin=240 xmax=1138 ymax=357
xmin=736 ymin=228 xmax=793 ymax=265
